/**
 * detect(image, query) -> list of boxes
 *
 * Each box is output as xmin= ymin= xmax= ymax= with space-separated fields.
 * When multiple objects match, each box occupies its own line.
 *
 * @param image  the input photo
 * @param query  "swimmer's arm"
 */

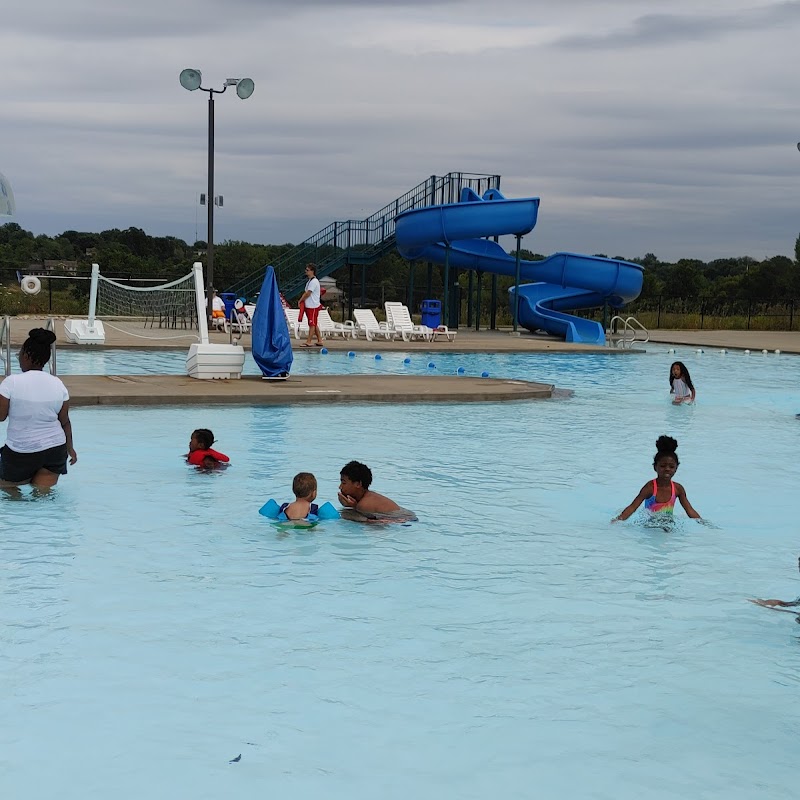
xmin=57 ymin=401 xmax=77 ymax=465
xmin=0 ymin=395 xmax=8 ymax=422
xmin=676 ymin=483 xmax=701 ymax=519
xmin=614 ymin=484 xmax=650 ymax=521
xmin=749 ymin=598 xmax=800 ymax=607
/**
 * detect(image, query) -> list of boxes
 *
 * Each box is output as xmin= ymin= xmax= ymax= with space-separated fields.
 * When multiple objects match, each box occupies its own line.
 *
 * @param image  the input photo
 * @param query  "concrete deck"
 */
xmin=61 ymin=373 xmax=554 ymax=407
xmin=12 ymin=315 xmax=799 ymax=354
xmin=10 ymin=316 xmax=612 ymax=353
xmin=646 ymin=329 xmax=800 ymax=354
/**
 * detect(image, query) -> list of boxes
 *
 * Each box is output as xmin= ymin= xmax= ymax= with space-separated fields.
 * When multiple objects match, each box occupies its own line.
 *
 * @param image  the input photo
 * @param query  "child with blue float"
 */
xmin=280 ymin=472 xmax=320 ymax=521
xmin=613 ymin=435 xmax=702 ymax=522
xmin=258 ymin=472 xmax=339 ymax=522
xmin=186 ymin=428 xmax=229 ymax=469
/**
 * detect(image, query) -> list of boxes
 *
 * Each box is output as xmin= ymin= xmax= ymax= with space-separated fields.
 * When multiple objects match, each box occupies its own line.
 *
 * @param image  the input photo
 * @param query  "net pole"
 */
xmin=193 ymin=262 xmax=210 ymax=344
xmin=88 ymin=263 xmax=99 ymax=329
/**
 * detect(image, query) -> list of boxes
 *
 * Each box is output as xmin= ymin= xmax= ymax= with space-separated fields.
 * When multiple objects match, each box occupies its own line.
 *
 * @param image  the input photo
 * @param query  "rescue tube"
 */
xmin=21 ymin=275 xmax=41 ymax=295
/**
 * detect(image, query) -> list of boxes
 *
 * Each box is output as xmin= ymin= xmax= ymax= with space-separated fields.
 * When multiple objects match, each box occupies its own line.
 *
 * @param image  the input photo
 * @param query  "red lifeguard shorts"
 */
xmin=305 ymin=306 xmax=321 ymax=326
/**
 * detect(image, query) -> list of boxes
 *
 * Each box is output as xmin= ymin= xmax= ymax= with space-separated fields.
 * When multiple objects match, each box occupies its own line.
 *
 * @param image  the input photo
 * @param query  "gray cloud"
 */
xmin=3 ymin=0 xmax=799 ymax=261
xmin=555 ymin=1 xmax=800 ymax=49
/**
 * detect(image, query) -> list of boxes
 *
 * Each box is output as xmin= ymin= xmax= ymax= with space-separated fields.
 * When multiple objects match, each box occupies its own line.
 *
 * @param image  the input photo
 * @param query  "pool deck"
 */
xmin=11 ymin=315 xmax=800 ymax=353
xmin=5 ymin=317 xmax=799 ymax=407
xmin=61 ymin=374 xmax=554 ymax=407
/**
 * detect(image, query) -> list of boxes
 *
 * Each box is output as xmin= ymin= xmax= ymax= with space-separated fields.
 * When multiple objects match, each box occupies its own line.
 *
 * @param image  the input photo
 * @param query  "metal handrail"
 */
xmin=1 ymin=315 xmax=10 ymax=376
xmin=225 ymin=172 xmax=502 ymax=301
xmin=45 ymin=317 xmax=58 ymax=375
xmin=608 ymin=315 xmax=650 ymax=347
xmin=227 ymin=307 xmax=249 ymax=344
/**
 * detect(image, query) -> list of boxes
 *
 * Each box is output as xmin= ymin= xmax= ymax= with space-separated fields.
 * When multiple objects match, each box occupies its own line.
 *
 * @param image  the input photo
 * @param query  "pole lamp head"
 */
xmin=236 ymin=78 xmax=255 ymax=99
xmin=179 ymin=69 xmax=202 ymax=91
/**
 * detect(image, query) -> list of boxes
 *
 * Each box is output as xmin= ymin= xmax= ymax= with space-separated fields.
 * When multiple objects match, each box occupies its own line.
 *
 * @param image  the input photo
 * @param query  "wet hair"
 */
xmin=653 ymin=435 xmax=679 ymax=467
xmin=21 ymin=328 xmax=56 ymax=367
xmin=305 ymin=263 xmax=317 ymax=275
xmin=292 ymin=472 xmax=317 ymax=498
xmin=192 ymin=428 xmax=215 ymax=449
xmin=341 ymin=460 xmax=372 ymax=490
xmin=669 ymin=362 xmax=695 ymax=393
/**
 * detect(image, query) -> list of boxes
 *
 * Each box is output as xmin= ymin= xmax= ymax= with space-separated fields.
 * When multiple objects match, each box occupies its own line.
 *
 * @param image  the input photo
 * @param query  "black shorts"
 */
xmin=0 ymin=444 xmax=68 ymax=483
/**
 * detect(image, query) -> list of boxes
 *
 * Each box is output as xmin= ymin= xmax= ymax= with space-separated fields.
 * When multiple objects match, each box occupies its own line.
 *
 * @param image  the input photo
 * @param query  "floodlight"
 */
xmin=236 ymin=78 xmax=255 ymax=100
xmin=179 ymin=69 xmax=202 ymax=91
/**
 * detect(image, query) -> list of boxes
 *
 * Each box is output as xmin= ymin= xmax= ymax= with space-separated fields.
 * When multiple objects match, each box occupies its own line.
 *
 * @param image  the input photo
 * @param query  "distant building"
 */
xmin=319 ymin=276 xmax=343 ymax=301
xmin=43 ymin=260 xmax=79 ymax=276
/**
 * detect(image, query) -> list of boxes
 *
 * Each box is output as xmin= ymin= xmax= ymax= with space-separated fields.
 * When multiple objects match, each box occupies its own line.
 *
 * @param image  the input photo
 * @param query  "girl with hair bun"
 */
xmin=613 ymin=435 xmax=701 ymax=522
xmin=0 ymin=328 xmax=77 ymax=490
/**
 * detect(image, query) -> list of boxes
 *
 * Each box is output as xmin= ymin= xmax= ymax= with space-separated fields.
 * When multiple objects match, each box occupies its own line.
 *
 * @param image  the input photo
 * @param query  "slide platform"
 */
xmin=395 ymin=188 xmax=644 ymax=344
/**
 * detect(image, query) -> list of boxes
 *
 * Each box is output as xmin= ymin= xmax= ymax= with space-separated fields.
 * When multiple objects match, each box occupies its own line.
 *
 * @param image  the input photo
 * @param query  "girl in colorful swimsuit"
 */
xmin=613 ymin=435 xmax=702 ymax=522
xmin=186 ymin=428 xmax=229 ymax=469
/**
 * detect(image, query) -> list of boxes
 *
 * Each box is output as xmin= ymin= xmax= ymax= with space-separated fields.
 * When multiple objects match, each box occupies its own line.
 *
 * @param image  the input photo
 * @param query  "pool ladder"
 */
xmin=607 ymin=315 xmax=649 ymax=348
xmin=1 ymin=316 xmax=59 ymax=376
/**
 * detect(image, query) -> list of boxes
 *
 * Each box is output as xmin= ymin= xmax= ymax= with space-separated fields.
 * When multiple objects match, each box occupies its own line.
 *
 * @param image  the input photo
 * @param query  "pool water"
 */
xmin=2 ymin=345 xmax=800 ymax=798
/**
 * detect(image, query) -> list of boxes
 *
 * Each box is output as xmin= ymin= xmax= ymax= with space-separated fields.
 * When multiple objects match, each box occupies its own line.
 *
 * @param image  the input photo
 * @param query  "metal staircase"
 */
xmin=224 ymin=172 xmax=501 ymax=302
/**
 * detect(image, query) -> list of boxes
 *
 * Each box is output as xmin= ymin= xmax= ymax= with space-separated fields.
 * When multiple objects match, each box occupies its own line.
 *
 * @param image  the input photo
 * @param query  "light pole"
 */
xmin=180 ymin=69 xmax=254 ymax=321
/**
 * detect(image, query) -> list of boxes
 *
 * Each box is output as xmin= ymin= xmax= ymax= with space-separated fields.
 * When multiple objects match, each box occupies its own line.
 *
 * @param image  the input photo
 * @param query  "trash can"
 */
xmin=420 ymin=299 xmax=442 ymax=328
xmin=219 ymin=292 xmax=237 ymax=319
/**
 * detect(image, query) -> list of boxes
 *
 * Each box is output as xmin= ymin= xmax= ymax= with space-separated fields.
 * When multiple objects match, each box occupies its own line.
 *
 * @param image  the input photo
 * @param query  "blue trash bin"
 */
xmin=420 ymin=299 xmax=442 ymax=328
xmin=219 ymin=292 xmax=237 ymax=319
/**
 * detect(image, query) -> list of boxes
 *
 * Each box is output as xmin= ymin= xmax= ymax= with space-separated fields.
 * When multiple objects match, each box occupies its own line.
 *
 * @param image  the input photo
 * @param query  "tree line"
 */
xmin=2 ymin=222 xmax=800 ymax=306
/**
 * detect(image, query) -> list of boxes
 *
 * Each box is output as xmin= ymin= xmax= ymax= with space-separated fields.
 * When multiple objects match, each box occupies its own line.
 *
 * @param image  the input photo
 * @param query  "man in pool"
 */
xmin=337 ymin=461 xmax=416 ymax=521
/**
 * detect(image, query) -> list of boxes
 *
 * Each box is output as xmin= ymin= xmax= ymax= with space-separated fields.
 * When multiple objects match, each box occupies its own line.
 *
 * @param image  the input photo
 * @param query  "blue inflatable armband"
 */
xmin=316 ymin=502 xmax=340 ymax=520
xmin=258 ymin=499 xmax=281 ymax=519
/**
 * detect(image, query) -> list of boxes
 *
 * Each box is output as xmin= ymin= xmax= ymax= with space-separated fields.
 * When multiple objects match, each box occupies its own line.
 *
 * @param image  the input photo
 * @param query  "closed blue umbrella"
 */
xmin=252 ymin=265 xmax=293 ymax=378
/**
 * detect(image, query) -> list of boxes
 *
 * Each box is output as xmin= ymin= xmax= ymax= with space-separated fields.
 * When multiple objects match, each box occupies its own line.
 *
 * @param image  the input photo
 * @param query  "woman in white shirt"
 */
xmin=299 ymin=263 xmax=324 ymax=347
xmin=0 ymin=328 xmax=77 ymax=490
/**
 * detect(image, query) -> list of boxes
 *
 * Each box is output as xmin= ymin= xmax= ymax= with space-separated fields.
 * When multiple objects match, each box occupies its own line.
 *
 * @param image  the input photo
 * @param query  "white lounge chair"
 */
xmin=384 ymin=302 xmax=433 ymax=342
xmin=430 ymin=323 xmax=457 ymax=342
xmin=318 ymin=309 xmax=356 ymax=339
xmin=352 ymin=308 xmax=398 ymax=341
xmin=284 ymin=307 xmax=310 ymax=339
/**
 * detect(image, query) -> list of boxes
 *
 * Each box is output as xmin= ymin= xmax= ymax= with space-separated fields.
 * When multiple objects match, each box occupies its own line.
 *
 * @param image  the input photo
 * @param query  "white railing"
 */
xmin=1 ymin=315 xmax=11 ymax=376
xmin=45 ymin=317 xmax=58 ymax=375
xmin=608 ymin=315 xmax=649 ymax=348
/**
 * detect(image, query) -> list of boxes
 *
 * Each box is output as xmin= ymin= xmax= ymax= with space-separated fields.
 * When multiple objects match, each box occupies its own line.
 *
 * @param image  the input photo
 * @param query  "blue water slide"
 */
xmin=395 ymin=188 xmax=644 ymax=344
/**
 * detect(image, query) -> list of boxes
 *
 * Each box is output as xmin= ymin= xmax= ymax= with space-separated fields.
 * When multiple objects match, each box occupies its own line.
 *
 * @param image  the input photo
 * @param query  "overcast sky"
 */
xmin=2 ymin=0 xmax=799 ymax=261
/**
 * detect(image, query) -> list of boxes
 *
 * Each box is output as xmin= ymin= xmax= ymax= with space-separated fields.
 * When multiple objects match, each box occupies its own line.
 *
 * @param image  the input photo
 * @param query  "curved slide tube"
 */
xmin=395 ymin=188 xmax=643 ymax=344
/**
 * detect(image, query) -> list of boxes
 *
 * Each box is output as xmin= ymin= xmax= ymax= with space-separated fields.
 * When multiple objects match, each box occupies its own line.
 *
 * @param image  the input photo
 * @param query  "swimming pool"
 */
xmin=2 ymin=345 xmax=799 ymax=798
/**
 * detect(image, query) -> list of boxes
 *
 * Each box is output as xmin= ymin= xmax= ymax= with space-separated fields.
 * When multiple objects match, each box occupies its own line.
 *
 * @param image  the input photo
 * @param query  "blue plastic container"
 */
xmin=420 ymin=299 xmax=442 ymax=328
xmin=219 ymin=292 xmax=237 ymax=319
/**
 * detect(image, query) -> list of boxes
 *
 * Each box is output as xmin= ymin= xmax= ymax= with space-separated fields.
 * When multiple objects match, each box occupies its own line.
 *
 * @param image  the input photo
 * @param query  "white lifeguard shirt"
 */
xmin=304 ymin=277 xmax=321 ymax=309
xmin=0 ymin=370 xmax=69 ymax=452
